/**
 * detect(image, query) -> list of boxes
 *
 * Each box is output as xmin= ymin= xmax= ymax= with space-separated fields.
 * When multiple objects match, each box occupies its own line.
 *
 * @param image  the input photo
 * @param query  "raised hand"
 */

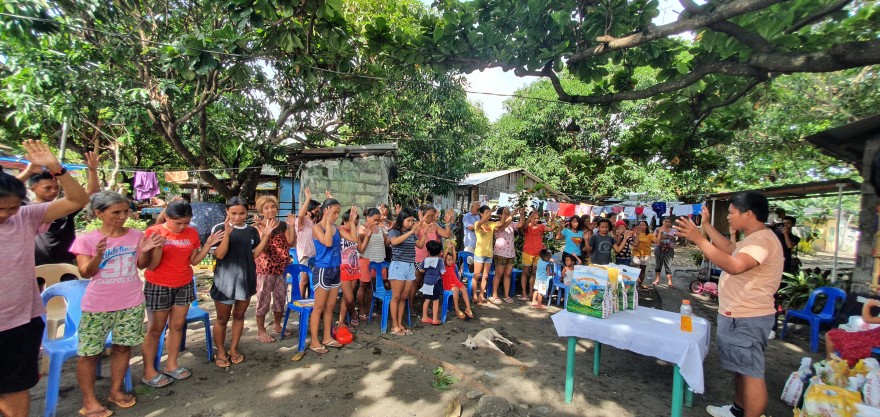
xmin=444 ymin=208 xmax=455 ymax=224
xmin=286 ymin=213 xmax=296 ymax=228
xmin=348 ymin=206 xmax=358 ymax=222
xmin=22 ymin=140 xmax=62 ymax=172
xmin=95 ymin=236 xmax=108 ymax=259
xmin=140 ymin=234 xmax=166 ymax=252
xmin=262 ymin=218 xmax=279 ymax=233
xmin=84 ymin=151 xmax=99 ymax=171
xmin=303 ymin=187 xmax=312 ymax=201
xmin=674 ymin=216 xmax=703 ymax=244
xmin=379 ymin=204 xmax=388 ymax=218
xmin=325 ymin=190 xmax=334 ymax=199
xmin=223 ymin=215 xmax=233 ymax=235
xmin=206 ymin=230 xmax=225 ymax=246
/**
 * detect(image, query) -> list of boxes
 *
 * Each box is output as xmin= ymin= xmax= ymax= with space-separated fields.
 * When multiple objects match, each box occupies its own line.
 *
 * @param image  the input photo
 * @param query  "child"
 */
xmin=387 ymin=207 xmax=426 ymax=335
xmin=441 ymin=248 xmax=474 ymax=319
xmin=210 ymin=197 xmax=276 ymax=366
xmin=70 ymin=191 xmax=165 ymax=415
xmin=533 ymin=249 xmax=555 ymax=310
xmin=584 ymin=218 xmax=616 ymax=265
xmin=418 ymin=240 xmax=445 ymax=325
xmin=561 ymin=254 xmax=575 ymax=286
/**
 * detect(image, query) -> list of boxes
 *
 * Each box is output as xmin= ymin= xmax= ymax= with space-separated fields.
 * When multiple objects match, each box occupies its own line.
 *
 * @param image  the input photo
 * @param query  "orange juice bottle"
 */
xmin=680 ymin=300 xmax=693 ymax=332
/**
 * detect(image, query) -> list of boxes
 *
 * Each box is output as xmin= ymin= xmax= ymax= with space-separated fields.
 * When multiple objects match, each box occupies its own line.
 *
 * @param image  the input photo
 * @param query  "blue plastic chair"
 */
xmin=368 ymin=262 xmax=411 ymax=333
xmin=281 ymin=264 xmax=314 ymax=352
xmin=154 ymin=277 xmax=213 ymax=370
xmin=511 ymin=268 xmax=521 ymax=297
xmin=458 ymin=251 xmax=475 ymax=298
xmin=41 ymin=280 xmax=132 ymax=417
xmin=548 ymin=275 xmax=569 ymax=306
xmin=780 ymin=286 xmax=847 ymax=352
xmin=289 ymin=248 xmax=299 ymax=264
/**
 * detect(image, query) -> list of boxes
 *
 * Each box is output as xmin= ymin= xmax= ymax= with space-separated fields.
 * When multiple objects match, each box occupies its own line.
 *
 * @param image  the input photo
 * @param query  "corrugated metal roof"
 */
xmin=458 ymin=168 xmax=522 ymax=186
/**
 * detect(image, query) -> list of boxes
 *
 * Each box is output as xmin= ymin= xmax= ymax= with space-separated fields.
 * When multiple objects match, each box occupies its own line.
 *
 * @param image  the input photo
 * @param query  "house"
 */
xmin=804 ymin=114 xmax=880 ymax=285
xmin=433 ymin=168 xmax=569 ymax=212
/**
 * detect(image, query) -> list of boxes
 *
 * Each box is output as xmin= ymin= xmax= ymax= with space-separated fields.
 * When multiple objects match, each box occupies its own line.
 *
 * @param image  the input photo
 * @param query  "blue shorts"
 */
xmin=473 ymin=255 xmax=493 ymax=264
xmin=314 ymin=266 xmax=341 ymax=290
xmin=388 ymin=261 xmax=416 ymax=281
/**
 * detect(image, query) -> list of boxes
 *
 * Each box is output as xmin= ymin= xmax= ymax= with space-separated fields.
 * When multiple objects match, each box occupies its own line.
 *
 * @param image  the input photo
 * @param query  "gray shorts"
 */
xmin=716 ymin=314 xmax=774 ymax=378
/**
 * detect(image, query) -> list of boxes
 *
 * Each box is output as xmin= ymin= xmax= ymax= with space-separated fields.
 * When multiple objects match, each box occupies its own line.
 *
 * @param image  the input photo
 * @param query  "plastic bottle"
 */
xmin=680 ymin=300 xmax=693 ymax=332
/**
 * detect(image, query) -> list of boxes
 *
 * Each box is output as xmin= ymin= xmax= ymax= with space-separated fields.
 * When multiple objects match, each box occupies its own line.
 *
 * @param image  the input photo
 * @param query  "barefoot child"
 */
xmin=561 ymin=254 xmax=575 ymax=286
xmin=71 ymin=191 xmax=165 ymax=415
xmin=418 ymin=240 xmax=445 ymax=325
xmin=441 ymin=248 xmax=473 ymax=319
xmin=532 ymin=249 xmax=555 ymax=309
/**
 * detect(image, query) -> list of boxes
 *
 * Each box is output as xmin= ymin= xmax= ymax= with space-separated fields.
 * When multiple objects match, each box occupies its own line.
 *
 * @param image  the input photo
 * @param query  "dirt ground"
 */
xmin=31 ymin=246 xmax=851 ymax=417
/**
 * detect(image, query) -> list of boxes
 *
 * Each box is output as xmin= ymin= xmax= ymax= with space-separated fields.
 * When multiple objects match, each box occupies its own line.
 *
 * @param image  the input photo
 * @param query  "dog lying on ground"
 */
xmin=462 ymin=328 xmax=514 ymax=354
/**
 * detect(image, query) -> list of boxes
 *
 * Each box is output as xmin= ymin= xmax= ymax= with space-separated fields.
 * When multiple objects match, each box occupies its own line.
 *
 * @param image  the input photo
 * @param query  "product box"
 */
xmin=610 ymin=264 xmax=640 ymax=310
xmin=567 ymin=266 xmax=614 ymax=318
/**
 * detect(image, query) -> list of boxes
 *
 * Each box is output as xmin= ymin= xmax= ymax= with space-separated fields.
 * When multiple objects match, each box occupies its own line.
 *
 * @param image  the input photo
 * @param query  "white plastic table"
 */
xmin=552 ymin=308 xmax=711 ymax=417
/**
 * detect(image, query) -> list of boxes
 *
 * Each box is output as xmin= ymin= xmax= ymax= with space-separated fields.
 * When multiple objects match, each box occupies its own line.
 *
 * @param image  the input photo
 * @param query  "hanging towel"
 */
xmin=164 ymin=171 xmax=190 ymax=183
xmin=672 ymin=204 xmax=693 ymax=216
xmin=575 ymin=204 xmax=591 ymax=216
xmin=133 ymin=171 xmax=159 ymax=200
xmin=623 ymin=206 xmax=636 ymax=219
xmin=692 ymin=204 xmax=703 ymax=216
xmin=498 ymin=192 xmax=515 ymax=207
xmin=635 ymin=206 xmax=644 ymax=215
xmin=651 ymin=202 xmax=667 ymax=217
xmin=558 ymin=203 xmax=575 ymax=217
xmin=612 ymin=206 xmax=623 ymax=214
xmin=591 ymin=206 xmax=602 ymax=215
xmin=545 ymin=201 xmax=560 ymax=213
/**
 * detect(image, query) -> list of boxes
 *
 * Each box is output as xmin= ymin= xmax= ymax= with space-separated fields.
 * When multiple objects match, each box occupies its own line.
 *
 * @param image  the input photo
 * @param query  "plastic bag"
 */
xmin=864 ymin=368 xmax=880 ymax=407
xmin=781 ymin=371 xmax=806 ymax=406
xmin=801 ymin=382 xmax=861 ymax=417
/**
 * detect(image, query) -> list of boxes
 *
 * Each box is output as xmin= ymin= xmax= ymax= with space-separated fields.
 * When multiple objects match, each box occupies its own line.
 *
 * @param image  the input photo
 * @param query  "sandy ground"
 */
xmin=31 ymin=247 xmax=852 ymax=417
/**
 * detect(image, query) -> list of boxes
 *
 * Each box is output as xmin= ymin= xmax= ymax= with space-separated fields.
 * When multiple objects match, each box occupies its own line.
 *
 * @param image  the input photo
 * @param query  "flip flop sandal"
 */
xmin=141 ymin=373 xmax=173 ymax=388
xmin=640 ymin=285 xmax=651 ymax=290
xmin=350 ymin=317 xmax=360 ymax=326
xmin=309 ymin=345 xmax=329 ymax=354
xmin=163 ymin=367 xmax=191 ymax=381
xmin=228 ymin=352 xmax=245 ymax=365
xmin=256 ymin=333 xmax=276 ymax=343
xmin=431 ymin=320 xmax=442 ymax=325
xmin=403 ymin=329 xmax=414 ymax=335
xmin=465 ymin=310 xmax=474 ymax=319
xmin=390 ymin=329 xmax=406 ymax=336
xmin=504 ymin=297 xmax=514 ymax=304
xmin=491 ymin=297 xmax=502 ymax=305
xmin=420 ymin=318 xmax=432 ymax=324
xmin=213 ymin=355 xmax=231 ymax=368
xmin=79 ymin=407 xmax=113 ymax=417
xmin=324 ymin=340 xmax=344 ymax=348
xmin=456 ymin=311 xmax=466 ymax=319
xmin=106 ymin=395 xmax=137 ymax=409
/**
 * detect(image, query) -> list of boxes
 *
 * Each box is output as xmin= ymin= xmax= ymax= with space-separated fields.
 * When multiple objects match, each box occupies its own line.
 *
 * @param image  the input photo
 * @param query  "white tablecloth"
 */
xmin=552 ymin=308 xmax=712 ymax=393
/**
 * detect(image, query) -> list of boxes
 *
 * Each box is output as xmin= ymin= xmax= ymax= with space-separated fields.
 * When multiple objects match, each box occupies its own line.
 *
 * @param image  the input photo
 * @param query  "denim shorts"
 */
xmin=716 ymin=314 xmax=774 ymax=378
xmin=388 ymin=261 xmax=416 ymax=281
xmin=473 ymin=255 xmax=493 ymax=264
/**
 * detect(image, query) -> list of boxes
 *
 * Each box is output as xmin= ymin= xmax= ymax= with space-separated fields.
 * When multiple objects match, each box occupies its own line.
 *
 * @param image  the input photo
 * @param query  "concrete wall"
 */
xmin=300 ymin=155 xmax=391 ymax=210
xmin=855 ymin=137 xmax=880 ymax=286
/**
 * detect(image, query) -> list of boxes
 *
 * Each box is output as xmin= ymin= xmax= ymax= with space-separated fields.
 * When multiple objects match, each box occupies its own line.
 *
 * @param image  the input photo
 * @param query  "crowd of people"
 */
xmin=0 ymin=140 xmax=819 ymax=417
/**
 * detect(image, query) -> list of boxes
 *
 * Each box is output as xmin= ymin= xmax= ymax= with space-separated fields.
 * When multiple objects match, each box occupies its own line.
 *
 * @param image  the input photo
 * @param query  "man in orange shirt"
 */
xmin=675 ymin=192 xmax=783 ymax=417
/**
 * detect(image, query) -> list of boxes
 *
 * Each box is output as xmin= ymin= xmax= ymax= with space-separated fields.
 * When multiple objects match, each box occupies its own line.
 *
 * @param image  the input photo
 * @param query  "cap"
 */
xmin=614 ymin=220 xmax=627 ymax=227
xmin=682 ymin=300 xmax=691 ymax=304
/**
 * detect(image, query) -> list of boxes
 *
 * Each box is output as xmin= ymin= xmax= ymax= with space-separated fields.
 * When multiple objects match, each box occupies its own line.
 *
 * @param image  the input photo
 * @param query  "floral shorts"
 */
xmin=78 ymin=303 xmax=145 ymax=356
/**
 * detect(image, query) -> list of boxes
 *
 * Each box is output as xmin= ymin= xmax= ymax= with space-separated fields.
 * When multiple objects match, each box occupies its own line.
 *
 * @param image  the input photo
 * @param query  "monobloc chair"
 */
xmin=41 ymin=280 xmax=132 ymax=417
xmin=511 ymin=268 xmax=521 ymax=298
xmin=780 ymin=286 xmax=847 ymax=352
xmin=36 ymin=263 xmax=82 ymax=341
xmin=281 ymin=264 xmax=315 ymax=352
xmin=368 ymin=262 xmax=411 ymax=333
xmin=154 ymin=277 xmax=214 ymax=370
xmin=458 ymin=251 xmax=475 ymax=298
xmin=547 ymin=274 xmax=569 ymax=306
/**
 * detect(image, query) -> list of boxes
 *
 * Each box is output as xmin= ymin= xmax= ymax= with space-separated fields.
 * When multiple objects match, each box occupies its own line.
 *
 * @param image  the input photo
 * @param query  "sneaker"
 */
xmin=706 ymin=405 xmax=736 ymax=417
xmin=768 ymin=330 xmax=776 ymax=340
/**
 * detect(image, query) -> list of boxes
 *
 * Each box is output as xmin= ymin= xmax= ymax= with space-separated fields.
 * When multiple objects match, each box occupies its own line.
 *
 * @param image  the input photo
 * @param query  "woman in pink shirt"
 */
xmin=294 ymin=187 xmax=321 ymax=298
xmin=70 ymin=191 xmax=164 ymax=416
xmin=491 ymin=207 xmax=519 ymax=304
xmin=0 ymin=141 xmax=89 ymax=417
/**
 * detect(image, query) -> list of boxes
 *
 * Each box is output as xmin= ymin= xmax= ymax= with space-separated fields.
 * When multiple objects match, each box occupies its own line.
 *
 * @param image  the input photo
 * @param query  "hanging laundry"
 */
xmin=133 ymin=171 xmax=159 ymax=200
xmin=692 ymin=204 xmax=703 ymax=217
xmin=651 ymin=202 xmax=666 ymax=217
xmin=623 ymin=206 xmax=636 ymax=219
xmin=164 ymin=171 xmax=189 ymax=183
xmin=611 ymin=206 xmax=624 ymax=214
xmin=545 ymin=201 xmax=560 ymax=213
xmin=575 ymin=204 xmax=591 ymax=216
xmin=672 ymin=204 xmax=693 ymax=216
xmin=635 ymin=206 xmax=644 ymax=215
xmin=558 ymin=203 xmax=576 ymax=217
xmin=591 ymin=206 xmax=602 ymax=215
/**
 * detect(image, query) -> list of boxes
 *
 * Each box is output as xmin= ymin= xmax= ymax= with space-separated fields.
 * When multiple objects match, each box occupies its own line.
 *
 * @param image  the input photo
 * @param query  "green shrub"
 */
xmin=777 ymin=270 xmax=833 ymax=311
xmin=796 ymin=239 xmax=815 ymax=256
xmin=83 ymin=218 xmax=149 ymax=232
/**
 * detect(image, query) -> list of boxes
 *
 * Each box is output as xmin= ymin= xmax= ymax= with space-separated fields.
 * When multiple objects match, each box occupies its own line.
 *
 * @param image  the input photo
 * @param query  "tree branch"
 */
xmin=785 ymin=0 xmax=852 ymax=34
xmin=570 ymin=0 xmax=786 ymax=65
xmin=679 ymin=0 xmax=776 ymax=53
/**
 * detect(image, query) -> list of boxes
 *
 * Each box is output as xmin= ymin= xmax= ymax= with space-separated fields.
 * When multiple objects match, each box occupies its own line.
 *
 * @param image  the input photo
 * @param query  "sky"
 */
xmin=455 ymin=1 xmax=685 ymax=121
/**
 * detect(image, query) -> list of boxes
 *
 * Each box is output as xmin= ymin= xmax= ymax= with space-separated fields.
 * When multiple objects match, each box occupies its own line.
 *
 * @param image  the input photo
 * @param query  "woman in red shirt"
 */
xmin=518 ymin=210 xmax=549 ymax=300
xmin=141 ymin=201 xmax=223 ymax=387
